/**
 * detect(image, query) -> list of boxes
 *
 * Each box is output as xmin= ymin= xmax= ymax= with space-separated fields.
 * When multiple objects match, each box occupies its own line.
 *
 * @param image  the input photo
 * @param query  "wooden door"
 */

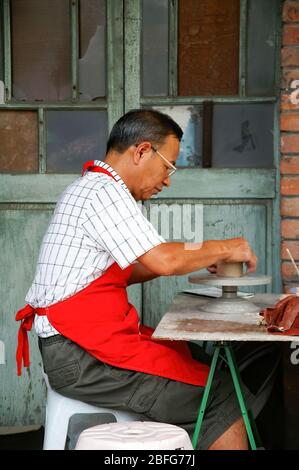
xmin=123 ymin=0 xmax=282 ymax=327
xmin=0 ymin=0 xmax=136 ymax=426
xmin=0 ymin=0 xmax=282 ymax=426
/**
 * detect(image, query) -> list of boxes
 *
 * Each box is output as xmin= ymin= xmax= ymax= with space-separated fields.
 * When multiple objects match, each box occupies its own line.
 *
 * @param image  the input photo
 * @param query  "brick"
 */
xmin=281 ymin=197 xmax=299 ymax=216
xmin=282 ymin=240 xmax=299 ymax=260
xmin=283 ymin=24 xmax=299 ymax=45
xmin=282 ymin=261 xmax=299 ymax=279
xmin=283 ymin=1 xmax=299 ymax=23
xmin=281 ymin=112 xmax=299 ymax=131
xmin=281 ymin=69 xmax=299 ymax=90
xmin=281 ymin=176 xmax=299 ymax=194
xmin=282 ymin=47 xmax=299 ymax=66
xmin=281 ymin=156 xmax=299 ymax=173
xmin=281 ymin=134 xmax=299 ymax=153
xmin=281 ymin=93 xmax=299 ymax=110
xmin=281 ymin=218 xmax=299 ymax=238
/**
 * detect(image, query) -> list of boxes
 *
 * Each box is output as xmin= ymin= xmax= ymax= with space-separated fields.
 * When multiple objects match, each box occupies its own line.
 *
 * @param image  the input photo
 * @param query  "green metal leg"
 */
xmin=192 ymin=346 xmax=220 ymax=448
xmin=192 ymin=342 xmax=257 ymax=450
xmin=224 ymin=345 xmax=257 ymax=450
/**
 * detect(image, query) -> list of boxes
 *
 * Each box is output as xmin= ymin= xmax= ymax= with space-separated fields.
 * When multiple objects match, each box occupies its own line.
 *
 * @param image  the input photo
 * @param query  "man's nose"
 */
xmin=163 ymin=176 xmax=171 ymax=187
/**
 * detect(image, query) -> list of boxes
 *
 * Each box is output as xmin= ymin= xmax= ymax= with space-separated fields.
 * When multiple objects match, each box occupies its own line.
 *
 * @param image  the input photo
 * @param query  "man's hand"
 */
xmin=223 ymin=237 xmax=257 ymax=273
xmin=207 ymin=264 xmax=217 ymax=274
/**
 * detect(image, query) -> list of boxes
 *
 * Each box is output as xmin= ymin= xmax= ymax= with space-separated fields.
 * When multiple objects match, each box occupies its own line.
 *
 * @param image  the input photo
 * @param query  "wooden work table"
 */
xmin=152 ymin=292 xmax=299 ymax=449
xmin=152 ymin=292 xmax=299 ymax=343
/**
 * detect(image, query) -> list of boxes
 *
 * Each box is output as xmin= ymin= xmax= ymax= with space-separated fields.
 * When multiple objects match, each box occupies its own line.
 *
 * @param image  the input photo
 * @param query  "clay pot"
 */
xmin=217 ymin=261 xmax=243 ymax=278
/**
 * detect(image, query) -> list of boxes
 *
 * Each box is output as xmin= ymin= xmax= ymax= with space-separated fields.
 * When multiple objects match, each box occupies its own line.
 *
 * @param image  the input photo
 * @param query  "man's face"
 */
xmin=136 ymin=134 xmax=180 ymax=201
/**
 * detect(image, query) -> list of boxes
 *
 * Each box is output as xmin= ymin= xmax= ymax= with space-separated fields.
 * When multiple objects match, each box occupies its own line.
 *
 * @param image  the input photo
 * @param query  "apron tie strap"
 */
xmin=15 ymin=304 xmax=39 ymax=376
xmin=81 ymin=160 xmax=96 ymax=176
xmin=81 ymin=160 xmax=117 ymax=180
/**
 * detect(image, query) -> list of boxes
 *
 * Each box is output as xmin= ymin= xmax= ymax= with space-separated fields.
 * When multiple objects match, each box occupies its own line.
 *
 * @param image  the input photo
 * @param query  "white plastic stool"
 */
xmin=43 ymin=374 xmax=141 ymax=450
xmin=75 ymin=421 xmax=193 ymax=450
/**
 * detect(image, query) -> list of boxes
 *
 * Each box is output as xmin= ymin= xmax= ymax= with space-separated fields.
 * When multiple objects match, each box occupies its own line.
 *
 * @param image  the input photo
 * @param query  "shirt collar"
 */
xmin=93 ymin=160 xmax=129 ymax=193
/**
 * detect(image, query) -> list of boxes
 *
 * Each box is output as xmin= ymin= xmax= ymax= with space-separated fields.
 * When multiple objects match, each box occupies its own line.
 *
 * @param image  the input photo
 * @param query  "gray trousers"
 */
xmin=39 ymin=335 xmax=254 ymax=450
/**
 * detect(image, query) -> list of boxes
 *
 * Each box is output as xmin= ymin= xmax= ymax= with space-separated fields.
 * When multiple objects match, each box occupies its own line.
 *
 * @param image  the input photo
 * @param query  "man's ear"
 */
xmin=133 ymin=142 xmax=152 ymax=165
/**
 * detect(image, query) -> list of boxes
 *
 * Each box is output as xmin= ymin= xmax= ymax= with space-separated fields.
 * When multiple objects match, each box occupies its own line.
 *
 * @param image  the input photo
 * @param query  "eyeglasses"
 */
xmin=151 ymin=145 xmax=177 ymax=177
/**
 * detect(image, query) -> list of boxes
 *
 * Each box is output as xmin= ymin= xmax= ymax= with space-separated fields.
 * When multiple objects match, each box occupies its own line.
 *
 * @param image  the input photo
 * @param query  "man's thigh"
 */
xmin=38 ymin=335 xmax=231 ymax=421
xmin=38 ymin=335 xmax=169 ymax=411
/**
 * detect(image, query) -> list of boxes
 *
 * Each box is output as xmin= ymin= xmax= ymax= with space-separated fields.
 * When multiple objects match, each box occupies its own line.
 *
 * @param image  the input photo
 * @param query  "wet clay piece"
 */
xmin=217 ymin=261 xmax=243 ymax=278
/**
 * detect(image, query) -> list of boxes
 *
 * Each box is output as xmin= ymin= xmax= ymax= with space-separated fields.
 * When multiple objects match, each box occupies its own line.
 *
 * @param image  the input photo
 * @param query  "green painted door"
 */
xmin=0 ymin=0 xmax=136 ymax=426
xmin=124 ymin=0 xmax=282 ymax=328
xmin=0 ymin=0 xmax=282 ymax=426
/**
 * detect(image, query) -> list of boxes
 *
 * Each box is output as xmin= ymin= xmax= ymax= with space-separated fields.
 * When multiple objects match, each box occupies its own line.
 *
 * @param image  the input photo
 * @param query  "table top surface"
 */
xmin=152 ymin=293 xmax=299 ymax=342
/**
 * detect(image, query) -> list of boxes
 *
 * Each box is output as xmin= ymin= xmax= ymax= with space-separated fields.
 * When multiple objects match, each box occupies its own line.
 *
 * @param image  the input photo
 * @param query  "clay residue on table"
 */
xmin=175 ymin=318 xmax=266 ymax=334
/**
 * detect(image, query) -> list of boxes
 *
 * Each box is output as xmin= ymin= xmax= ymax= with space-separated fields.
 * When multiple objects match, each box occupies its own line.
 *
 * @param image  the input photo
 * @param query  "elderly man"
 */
xmin=16 ymin=109 xmax=257 ymax=450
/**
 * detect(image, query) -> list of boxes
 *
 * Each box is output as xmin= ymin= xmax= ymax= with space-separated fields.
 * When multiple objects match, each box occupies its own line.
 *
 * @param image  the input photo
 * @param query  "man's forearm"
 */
xmin=138 ymin=237 xmax=257 ymax=276
xmin=127 ymin=262 xmax=160 ymax=285
xmin=163 ymin=240 xmax=230 ymax=275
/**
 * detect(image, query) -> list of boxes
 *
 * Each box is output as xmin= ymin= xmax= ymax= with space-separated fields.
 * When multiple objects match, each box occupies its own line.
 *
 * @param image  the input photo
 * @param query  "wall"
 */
xmin=281 ymin=0 xmax=299 ymax=449
xmin=281 ymin=0 xmax=299 ymax=289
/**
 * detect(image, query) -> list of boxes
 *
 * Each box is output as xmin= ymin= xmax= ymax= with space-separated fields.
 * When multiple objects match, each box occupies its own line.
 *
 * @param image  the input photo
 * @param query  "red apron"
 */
xmin=16 ymin=161 xmax=209 ymax=386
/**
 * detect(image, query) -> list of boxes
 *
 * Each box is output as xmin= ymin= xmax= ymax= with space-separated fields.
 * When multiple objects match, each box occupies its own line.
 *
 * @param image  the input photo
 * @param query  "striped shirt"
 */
xmin=26 ymin=160 xmax=165 ymax=338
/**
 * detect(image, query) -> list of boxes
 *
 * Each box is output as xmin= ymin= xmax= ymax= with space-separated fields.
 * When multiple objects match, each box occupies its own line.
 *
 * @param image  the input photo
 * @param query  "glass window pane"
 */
xmin=0 ymin=111 xmax=38 ymax=173
xmin=79 ymin=0 xmax=106 ymax=101
xmin=11 ymin=0 xmax=71 ymax=101
xmin=246 ymin=0 xmax=280 ymax=96
xmin=178 ymin=0 xmax=239 ymax=96
xmin=212 ymin=104 xmax=274 ymax=168
xmin=46 ymin=110 xmax=108 ymax=173
xmin=153 ymin=105 xmax=203 ymax=167
xmin=142 ymin=0 xmax=169 ymax=97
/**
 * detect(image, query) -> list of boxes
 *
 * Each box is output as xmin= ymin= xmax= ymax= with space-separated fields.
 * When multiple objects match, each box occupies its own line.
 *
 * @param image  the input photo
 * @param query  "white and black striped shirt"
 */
xmin=26 ymin=160 xmax=165 ymax=337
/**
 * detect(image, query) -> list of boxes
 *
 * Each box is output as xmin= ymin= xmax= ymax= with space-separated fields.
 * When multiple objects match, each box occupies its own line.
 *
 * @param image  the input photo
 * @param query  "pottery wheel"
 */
xmin=188 ymin=273 xmax=272 ymax=314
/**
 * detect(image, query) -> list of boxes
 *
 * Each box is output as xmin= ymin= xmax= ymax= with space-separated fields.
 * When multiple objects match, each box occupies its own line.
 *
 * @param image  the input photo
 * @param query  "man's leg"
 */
xmin=144 ymin=371 xmax=253 ymax=450
xmin=39 ymin=336 xmax=254 ymax=449
xmin=208 ymin=417 xmax=248 ymax=450
xmin=38 ymin=335 xmax=155 ymax=410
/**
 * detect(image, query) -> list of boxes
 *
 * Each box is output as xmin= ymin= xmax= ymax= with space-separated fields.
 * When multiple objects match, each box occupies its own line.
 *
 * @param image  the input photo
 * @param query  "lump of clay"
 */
xmin=217 ymin=261 xmax=243 ymax=278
